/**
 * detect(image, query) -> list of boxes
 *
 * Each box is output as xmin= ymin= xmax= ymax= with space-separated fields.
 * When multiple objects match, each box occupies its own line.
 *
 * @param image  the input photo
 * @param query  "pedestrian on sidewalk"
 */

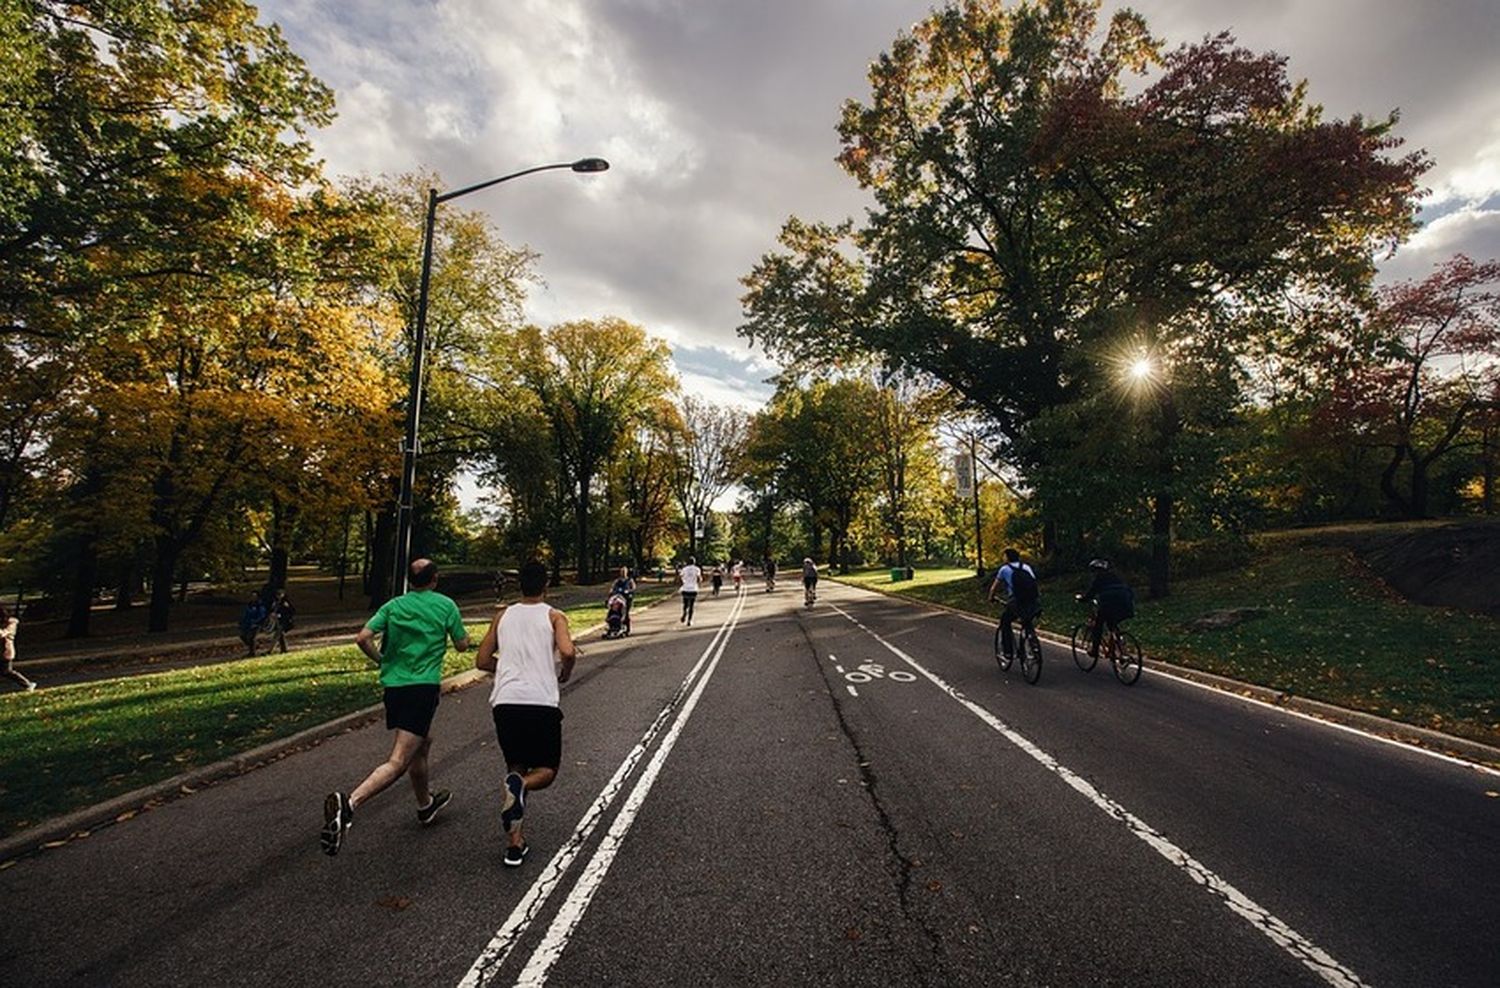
xmin=270 ymin=589 xmax=296 ymax=654
xmin=0 ymin=604 xmax=38 ymax=692
xmin=678 ymin=556 xmax=702 ymax=626
xmin=320 ymin=558 xmax=471 ymax=856
xmin=238 ymin=595 xmax=266 ymax=656
xmin=475 ymin=560 xmax=578 ymax=867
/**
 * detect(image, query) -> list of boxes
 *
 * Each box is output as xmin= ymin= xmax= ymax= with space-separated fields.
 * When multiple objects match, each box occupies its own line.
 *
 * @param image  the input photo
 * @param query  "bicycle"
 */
xmin=1070 ymin=598 xmax=1142 ymax=685
xmin=992 ymin=605 xmax=1042 ymax=685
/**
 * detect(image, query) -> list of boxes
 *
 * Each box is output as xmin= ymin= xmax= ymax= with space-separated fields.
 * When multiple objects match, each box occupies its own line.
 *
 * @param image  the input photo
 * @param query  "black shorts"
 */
xmin=384 ymin=684 xmax=441 ymax=737
xmin=803 ymin=575 xmax=818 ymax=589
xmin=492 ymin=704 xmax=563 ymax=771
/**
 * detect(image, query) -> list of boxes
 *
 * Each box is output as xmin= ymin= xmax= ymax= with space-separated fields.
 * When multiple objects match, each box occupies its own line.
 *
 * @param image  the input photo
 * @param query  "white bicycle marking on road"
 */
xmin=511 ymin=588 xmax=749 ymax=986
xmin=838 ymin=660 xmax=917 ymax=687
xmin=831 ymin=602 xmax=1371 ymax=988
xmin=455 ymin=590 xmax=747 ymax=988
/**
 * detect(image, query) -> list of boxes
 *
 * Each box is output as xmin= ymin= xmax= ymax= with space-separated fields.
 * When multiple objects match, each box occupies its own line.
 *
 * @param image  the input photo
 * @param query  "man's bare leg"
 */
xmin=407 ymin=735 xmax=434 ymax=807
xmin=507 ymin=766 xmax=556 ymax=850
xmin=350 ymin=729 xmax=426 ymax=809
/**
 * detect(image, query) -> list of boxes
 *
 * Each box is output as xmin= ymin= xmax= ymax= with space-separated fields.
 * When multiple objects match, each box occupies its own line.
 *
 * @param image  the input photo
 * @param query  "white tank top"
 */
xmin=488 ymin=603 xmax=561 ymax=707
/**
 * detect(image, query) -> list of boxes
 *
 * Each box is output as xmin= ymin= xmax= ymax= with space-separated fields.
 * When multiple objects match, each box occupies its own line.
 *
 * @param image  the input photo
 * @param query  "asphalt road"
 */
xmin=2 ymin=582 xmax=1495 ymax=987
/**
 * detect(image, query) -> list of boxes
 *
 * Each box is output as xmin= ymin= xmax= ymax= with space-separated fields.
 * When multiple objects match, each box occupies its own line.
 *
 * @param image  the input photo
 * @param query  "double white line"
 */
xmin=457 ymin=587 xmax=748 ymax=988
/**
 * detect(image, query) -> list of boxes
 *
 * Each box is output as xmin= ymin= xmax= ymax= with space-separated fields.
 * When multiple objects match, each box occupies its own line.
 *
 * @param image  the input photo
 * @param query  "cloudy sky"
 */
xmin=259 ymin=0 xmax=1500 ymax=411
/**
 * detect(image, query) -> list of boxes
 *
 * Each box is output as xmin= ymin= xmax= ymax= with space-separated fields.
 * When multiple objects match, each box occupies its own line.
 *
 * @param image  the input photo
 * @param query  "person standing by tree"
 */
xmin=238 ymin=595 xmax=267 ymax=656
xmin=270 ymin=589 xmax=296 ymax=654
xmin=320 ymin=558 xmax=471 ymax=856
xmin=0 ymin=605 xmax=37 ymax=692
xmin=476 ymin=560 xmax=579 ymax=867
xmin=678 ymin=556 xmax=703 ymax=626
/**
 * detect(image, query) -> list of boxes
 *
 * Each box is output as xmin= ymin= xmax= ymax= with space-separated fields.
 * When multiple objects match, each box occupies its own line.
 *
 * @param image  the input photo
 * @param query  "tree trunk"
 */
xmin=367 ymin=508 xmax=395 ymax=609
xmin=1149 ymin=391 xmax=1180 ymax=599
xmin=66 ymin=534 xmax=99 ymax=639
xmin=1379 ymin=445 xmax=1413 ymax=517
xmin=575 ymin=472 xmax=593 ymax=584
xmin=268 ymin=494 xmax=293 ymax=590
xmin=1410 ymin=457 xmax=1431 ymax=519
xmin=148 ymin=537 xmax=179 ymax=632
xmin=1149 ymin=491 xmax=1172 ymax=599
xmin=1483 ymin=450 xmax=1495 ymax=515
xmin=115 ymin=549 xmax=140 ymax=610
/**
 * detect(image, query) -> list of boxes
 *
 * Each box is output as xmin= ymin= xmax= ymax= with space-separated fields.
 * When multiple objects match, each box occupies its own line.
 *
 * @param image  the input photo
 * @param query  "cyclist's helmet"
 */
xmin=1088 ymin=558 xmax=1111 ymax=571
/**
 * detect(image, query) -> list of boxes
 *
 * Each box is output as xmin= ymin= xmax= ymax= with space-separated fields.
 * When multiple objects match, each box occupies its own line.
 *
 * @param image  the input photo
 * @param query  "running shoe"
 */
xmin=417 ymin=789 xmax=452 ymax=826
xmin=503 ymin=842 xmax=530 ymax=868
xmin=500 ymin=772 xmax=526 ymax=832
xmin=321 ymin=791 xmax=352 ymax=856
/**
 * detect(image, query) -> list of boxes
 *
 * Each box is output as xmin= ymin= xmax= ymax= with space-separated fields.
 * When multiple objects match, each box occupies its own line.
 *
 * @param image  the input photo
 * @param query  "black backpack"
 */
xmin=1010 ymin=564 xmax=1039 ymax=609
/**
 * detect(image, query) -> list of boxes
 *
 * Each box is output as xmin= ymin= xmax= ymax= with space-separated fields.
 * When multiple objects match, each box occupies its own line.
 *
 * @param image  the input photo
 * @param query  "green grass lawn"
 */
xmin=836 ymin=554 xmax=1499 ymax=748
xmin=0 ymin=585 xmax=673 ymax=838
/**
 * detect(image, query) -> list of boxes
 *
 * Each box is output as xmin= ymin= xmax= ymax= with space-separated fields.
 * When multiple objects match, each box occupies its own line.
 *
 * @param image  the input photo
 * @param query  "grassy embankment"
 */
xmin=835 ymin=550 xmax=1498 ymax=749
xmin=0 ymin=584 xmax=674 ymax=838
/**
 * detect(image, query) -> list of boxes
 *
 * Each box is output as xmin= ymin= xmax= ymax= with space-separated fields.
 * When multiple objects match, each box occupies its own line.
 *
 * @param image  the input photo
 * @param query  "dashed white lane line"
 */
xmin=831 ymin=602 xmax=1371 ymax=988
xmin=455 ymin=592 xmax=746 ymax=988
xmin=511 ymin=589 xmax=749 ymax=986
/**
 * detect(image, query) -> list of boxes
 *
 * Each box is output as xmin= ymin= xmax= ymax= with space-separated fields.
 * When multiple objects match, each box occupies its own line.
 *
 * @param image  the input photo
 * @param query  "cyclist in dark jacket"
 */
xmin=1083 ymin=559 xmax=1134 ymax=657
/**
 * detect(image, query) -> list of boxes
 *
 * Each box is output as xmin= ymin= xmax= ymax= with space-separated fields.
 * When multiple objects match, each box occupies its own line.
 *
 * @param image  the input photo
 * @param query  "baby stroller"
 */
xmin=603 ymin=592 xmax=631 ymax=639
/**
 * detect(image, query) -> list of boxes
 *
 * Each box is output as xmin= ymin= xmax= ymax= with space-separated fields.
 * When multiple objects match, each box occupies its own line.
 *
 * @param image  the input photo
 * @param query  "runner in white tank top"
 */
xmin=476 ymin=562 xmax=578 ymax=868
xmin=489 ymin=602 xmax=563 ymax=707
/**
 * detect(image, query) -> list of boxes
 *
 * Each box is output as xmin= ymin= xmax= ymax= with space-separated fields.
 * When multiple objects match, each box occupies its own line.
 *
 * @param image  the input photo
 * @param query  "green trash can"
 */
xmin=889 ymin=568 xmax=905 ymax=582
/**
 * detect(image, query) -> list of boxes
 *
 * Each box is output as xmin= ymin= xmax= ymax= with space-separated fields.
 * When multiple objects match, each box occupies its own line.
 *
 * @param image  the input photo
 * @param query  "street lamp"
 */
xmin=392 ymin=157 xmax=609 ymax=598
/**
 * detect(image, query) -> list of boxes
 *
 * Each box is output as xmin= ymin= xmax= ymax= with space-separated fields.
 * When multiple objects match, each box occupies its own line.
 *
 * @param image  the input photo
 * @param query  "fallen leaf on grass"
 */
xmin=376 ymin=896 xmax=413 ymax=911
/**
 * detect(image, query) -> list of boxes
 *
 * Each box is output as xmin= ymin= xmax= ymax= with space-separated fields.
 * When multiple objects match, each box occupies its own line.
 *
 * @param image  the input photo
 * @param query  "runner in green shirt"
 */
xmin=321 ymin=558 xmax=471 ymax=856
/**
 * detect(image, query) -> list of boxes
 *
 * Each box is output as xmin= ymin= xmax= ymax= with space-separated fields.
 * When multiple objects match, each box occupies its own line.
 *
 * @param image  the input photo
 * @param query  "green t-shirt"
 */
xmin=365 ymin=589 xmax=468 ymax=687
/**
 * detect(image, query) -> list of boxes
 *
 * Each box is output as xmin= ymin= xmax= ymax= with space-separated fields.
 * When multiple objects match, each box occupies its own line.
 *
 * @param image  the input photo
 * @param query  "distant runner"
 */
xmin=678 ymin=556 xmax=703 ymax=626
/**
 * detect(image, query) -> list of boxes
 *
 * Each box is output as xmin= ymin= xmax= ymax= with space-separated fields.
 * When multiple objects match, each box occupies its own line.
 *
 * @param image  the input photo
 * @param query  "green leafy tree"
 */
xmin=512 ymin=318 xmax=676 ymax=583
xmin=742 ymin=0 xmax=1427 ymax=595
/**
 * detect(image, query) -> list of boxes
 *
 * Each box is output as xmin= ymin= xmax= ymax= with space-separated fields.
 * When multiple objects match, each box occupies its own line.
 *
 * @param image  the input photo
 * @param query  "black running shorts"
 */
xmin=384 ymin=683 xmax=441 ymax=737
xmin=492 ymin=704 xmax=563 ymax=771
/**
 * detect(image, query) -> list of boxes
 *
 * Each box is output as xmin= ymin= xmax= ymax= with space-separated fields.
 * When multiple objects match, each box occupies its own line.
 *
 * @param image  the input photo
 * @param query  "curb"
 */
xmin=0 ymin=595 xmax=672 ymax=867
xmin=831 ymin=577 xmax=1500 ymax=772
xmin=0 ymin=668 xmax=490 ymax=867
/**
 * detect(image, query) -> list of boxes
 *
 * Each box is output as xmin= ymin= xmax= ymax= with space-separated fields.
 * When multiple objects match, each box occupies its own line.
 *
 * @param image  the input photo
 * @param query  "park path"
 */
xmin=1 ymin=581 xmax=1494 ymax=986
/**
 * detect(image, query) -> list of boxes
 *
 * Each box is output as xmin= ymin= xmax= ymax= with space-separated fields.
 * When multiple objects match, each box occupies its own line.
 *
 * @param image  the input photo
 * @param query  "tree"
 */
xmin=741 ymin=0 xmax=1427 ymax=595
xmin=746 ymin=378 xmax=882 ymax=572
xmin=1319 ymin=256 xmax=1500 ymax=518
xmin=2 ymin=0 xmax=332 ymax=338
xmin=669 ymin=397 xmax=749 ymax=558
xmin=513 ymin=318 xmax=676 ymax=583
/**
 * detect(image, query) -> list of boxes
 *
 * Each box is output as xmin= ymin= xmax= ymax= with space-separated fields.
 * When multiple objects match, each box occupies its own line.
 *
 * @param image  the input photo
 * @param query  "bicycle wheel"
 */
xmin=1112 ymin=631 xmax=1143 ymax=685
xmin=1071 ymin=624 xmax=1097 ymax=671
xmin=1020 ymin=627 xmax=1042 ymax=685
xmin=994 ymin=624 xmax=1013 ymax=671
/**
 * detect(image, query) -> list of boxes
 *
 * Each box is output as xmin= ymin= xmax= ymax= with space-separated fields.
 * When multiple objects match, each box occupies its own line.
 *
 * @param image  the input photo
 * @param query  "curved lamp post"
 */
xmin=393 ymin=157 xmax=609 ymax=597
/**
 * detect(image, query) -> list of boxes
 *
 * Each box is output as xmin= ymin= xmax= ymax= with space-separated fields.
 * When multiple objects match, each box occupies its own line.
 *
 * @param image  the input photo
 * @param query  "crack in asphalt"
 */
xmin=795 ymin=615 xmax=951 ymax=987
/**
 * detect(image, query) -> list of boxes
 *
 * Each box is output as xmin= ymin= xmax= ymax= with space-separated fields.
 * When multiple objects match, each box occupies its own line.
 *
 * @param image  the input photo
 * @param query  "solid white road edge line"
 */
xmin=511 ymin=587 xmax=748 ymax=986
xmin=846 ymin=582 xmax=1499 ymax=778
xmin=454 ymin=591 xmax=743 ymax=988
xmin=830 ymin=602 xmax=1371 ymax=988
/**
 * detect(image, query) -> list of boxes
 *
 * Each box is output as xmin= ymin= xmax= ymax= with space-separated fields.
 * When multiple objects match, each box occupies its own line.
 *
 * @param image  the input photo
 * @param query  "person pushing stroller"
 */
xmin=605 ymin=566 xmax=635 ymax=638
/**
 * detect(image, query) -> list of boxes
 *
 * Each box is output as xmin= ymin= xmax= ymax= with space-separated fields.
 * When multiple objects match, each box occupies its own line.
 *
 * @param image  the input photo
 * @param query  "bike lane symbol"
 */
xmin=834 ymin=657 xmax=917 ymax=695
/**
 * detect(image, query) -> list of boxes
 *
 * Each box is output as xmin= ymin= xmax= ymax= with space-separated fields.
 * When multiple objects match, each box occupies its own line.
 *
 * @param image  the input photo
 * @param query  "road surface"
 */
xmin=2 ymin=582 xmax=1494 ymax=986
